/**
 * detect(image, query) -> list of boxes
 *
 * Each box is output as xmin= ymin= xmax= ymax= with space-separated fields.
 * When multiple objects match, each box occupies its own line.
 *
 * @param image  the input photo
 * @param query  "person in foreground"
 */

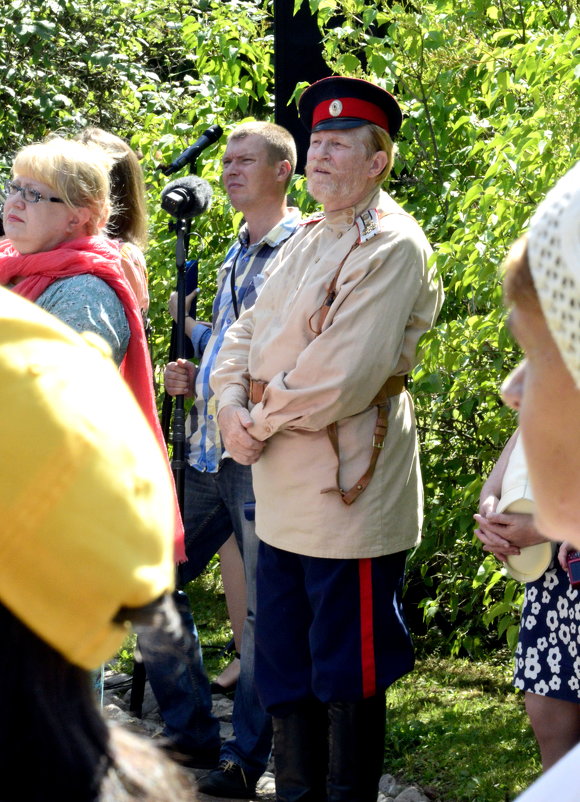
xmin=502 ymin=161 xmax=580 ymax=549
xmin=0 ymin=289 xmax=191 ymax=801
xmin=500 ymin=161 xmax=580 ymax=801
xmin=212 ymin=76 xmax=444 ymax=801
xmin=475 ymin=429 xmax=580 ymax=771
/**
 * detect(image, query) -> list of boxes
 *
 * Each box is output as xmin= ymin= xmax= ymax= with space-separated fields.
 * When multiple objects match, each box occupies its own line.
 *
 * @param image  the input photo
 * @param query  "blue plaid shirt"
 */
xmin=186 ymin=209 xmax=301 ymax=471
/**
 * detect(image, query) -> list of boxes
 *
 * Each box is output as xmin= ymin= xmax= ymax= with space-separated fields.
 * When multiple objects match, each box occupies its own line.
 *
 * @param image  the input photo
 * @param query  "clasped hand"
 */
xmin=218 ymin=405 xmax=265 ymax=466
xmin=474 ymin=507 xmax=546 ymax=563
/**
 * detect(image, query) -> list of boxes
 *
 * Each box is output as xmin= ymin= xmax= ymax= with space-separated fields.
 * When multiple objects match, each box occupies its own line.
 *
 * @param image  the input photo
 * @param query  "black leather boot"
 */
xmin=327 ymin=693 xmax=386 ymax=802
xmin=273 ymin=699 xmax=329 ymax=801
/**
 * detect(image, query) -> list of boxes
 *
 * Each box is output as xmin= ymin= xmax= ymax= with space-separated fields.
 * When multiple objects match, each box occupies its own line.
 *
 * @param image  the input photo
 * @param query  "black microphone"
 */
xmin=159 ymin=124 xmax=223 ymax=175
xmin=161 ymin=175 xmax=213 ymax=219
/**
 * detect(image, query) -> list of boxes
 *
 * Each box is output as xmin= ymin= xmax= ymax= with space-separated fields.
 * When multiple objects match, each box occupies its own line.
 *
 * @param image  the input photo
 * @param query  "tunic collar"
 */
xmin=323 ymin=186 xmax=382 ymax=230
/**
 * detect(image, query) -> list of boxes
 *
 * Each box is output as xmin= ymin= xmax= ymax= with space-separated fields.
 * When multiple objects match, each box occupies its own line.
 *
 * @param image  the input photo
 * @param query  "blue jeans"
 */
xmin=138 ymin=589 xmax=221 ymax=755
xmin=140 ymin=459 xmax=272 ymax=776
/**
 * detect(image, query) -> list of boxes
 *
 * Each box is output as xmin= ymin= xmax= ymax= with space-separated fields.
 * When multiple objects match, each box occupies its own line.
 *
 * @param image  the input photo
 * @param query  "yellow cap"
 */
xmin=0 ymin=289 xmax=174 ymax=669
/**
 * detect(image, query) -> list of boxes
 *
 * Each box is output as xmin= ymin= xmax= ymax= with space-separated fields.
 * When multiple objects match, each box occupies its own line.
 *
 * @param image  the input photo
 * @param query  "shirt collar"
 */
xmin=236 ymin=207 xmax=301 ymax=250
xmin=323 ymin=187 xmax=382 ymax=228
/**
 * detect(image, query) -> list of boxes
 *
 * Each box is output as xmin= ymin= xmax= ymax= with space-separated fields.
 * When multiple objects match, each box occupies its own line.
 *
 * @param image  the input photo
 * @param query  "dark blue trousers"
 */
xmin=254 ymin=542 xmax=414 ymax=716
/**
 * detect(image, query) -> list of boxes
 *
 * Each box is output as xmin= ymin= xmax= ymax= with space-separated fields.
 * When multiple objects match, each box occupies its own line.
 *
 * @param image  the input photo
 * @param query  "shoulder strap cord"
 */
xmin=311 ymin=214 xmax=407 ymax=505
xmin=322 ymin=375 xmax=406 ymax=505
xmin=229 ymin=249 xmax=241 ymax=320
xmin=308 ymin=239 xmax=359 ymax=335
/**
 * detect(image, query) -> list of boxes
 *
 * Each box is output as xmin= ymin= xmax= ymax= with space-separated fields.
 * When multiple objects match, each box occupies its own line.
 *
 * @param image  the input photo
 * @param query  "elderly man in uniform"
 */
xmin=212 ymin=76 xmax=444 ymax=801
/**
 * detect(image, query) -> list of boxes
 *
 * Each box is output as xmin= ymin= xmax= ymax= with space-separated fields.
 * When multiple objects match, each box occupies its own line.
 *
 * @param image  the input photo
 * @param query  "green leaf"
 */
xmin=463 ymin=182 xmax=483 ymax=207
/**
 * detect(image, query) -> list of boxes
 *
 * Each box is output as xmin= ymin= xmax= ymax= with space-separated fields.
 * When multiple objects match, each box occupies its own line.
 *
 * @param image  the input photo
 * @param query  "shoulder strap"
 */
xmin=229 ymin=251 xmax=240 ymax=320
xmin=322 ymin=375 xmax=406 ymax=505
xmin=307 ymin=209 xmax=409 ymax=505
xmin=308 ymin=239 xmax=359 ymax=335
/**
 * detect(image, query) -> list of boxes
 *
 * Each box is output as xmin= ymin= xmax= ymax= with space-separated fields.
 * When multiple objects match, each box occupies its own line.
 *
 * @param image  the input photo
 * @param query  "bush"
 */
xmin=2 ymin=0 xmax=578 ymax=656
xmin=308 ymin=0 xmax=579 ymax=654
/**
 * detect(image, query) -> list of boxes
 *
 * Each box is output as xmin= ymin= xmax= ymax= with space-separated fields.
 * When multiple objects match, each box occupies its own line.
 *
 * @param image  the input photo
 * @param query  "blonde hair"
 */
xmin=360 ymin=124 xmax=397 ymax=183
xmin=227 ymin=122 xmax=297 ymax=188
xmin=12 ymin=137 xmax=112 ymax=235
xmin=75 ymin=127 xmax=148 ymax=249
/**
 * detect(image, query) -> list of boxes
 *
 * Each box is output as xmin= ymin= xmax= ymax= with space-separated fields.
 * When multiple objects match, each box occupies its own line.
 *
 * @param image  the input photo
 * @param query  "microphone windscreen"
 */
xmin=161 ymin=175 xmax=213 ymax=219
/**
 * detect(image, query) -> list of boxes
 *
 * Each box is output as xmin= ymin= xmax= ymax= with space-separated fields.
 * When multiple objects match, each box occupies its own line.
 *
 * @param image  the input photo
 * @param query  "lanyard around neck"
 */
xmin=229 ymin=248 xmax=243 ymax=320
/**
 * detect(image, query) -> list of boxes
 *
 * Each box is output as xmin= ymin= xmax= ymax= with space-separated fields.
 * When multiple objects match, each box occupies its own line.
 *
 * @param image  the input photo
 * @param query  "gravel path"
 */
xmin=103 ymin=671 xmax=432 ymax=802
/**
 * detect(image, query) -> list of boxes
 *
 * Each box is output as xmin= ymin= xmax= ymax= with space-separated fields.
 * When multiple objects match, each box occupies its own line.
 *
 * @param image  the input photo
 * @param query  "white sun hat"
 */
xmin=528 ymin=161 xmax=580 ymax=387
xmin=498 ymin=432 xmax=555 ymax=583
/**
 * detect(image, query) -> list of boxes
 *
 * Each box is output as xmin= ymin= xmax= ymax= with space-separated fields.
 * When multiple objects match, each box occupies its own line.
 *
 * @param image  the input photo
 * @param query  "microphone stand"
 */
xmin=170 ymin=214 xmax=192 ymax=507
xmin=160 ymin=255 xmax=198 ymax=441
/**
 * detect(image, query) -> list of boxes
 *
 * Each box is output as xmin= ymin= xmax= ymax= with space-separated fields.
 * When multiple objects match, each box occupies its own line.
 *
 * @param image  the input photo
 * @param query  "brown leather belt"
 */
xmin=249 ymin=377 xmax=268 ymax=404
xmin=248 ymin=373 xmax=407 ymax=505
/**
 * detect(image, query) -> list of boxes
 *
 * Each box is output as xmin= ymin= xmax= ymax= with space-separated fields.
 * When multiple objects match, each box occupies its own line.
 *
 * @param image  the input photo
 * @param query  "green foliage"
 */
xmin=307 ymin=0 xmax=580 ymax=654
xmin=1 ymin=0 xmax=578 ymax=657
xmin=0 ymin=0 xmax=275 ymax=367
xmin=109 ymin=633 xmax=137 ymax=676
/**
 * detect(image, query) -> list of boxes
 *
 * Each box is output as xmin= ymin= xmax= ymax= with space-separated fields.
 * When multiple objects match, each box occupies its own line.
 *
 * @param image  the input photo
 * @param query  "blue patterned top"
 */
xmin=36 ymin=274 xmax=130 ymax=365
xmin=186 ymin=209 xmax=300 ymax=471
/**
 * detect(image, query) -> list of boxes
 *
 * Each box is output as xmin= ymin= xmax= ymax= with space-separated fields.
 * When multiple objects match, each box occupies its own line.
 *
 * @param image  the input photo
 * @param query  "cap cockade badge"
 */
xmin=328 ymin=99 xmax=343 ymax=117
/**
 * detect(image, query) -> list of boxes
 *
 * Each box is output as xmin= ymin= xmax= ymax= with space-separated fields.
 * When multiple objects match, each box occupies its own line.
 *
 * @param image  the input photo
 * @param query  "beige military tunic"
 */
xmin=212 ymin=186 xmax=443 ymax=559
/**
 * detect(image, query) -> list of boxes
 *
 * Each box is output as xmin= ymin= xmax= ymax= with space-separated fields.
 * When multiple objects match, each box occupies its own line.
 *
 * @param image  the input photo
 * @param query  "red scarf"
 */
xmin=0 ymin=236 xmax=185 ymax=562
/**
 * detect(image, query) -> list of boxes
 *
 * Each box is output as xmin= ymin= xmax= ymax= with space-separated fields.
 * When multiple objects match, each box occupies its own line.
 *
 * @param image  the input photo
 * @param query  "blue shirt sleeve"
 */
xmin=190 ymin=322 xmax=212 ymax=360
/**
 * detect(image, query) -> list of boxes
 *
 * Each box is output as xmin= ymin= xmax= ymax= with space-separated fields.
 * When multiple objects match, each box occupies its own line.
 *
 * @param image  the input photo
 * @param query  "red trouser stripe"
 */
xmin=359 ymin=558 xmax=376 ymax=698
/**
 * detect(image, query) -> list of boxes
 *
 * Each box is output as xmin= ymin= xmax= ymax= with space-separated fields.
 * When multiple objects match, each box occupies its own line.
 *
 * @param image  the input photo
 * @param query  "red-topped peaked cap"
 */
xmin=298 ymin=76 xmax=402 ymax=138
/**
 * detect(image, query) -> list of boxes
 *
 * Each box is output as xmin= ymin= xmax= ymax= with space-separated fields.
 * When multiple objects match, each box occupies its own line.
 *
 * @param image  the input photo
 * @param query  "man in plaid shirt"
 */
xmin=140 ymin=121 xmax=300 ymax=799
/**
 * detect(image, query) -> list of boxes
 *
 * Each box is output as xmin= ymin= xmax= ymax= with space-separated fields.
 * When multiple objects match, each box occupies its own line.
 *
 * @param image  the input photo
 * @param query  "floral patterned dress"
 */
xmin=514 ymin=553 xmax=580 ymax=702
